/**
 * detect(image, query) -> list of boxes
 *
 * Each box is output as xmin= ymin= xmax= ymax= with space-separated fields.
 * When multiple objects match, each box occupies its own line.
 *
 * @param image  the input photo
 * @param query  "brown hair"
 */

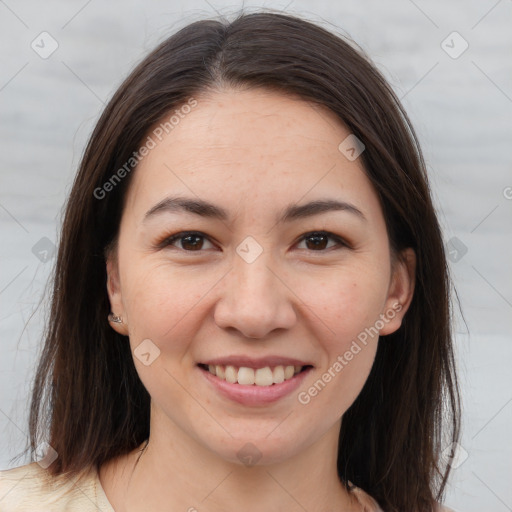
xmin=25 ymin=10 xmax=461 ymax=511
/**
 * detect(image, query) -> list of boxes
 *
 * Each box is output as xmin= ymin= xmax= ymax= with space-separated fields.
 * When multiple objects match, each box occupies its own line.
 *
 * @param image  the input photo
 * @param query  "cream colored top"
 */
xmin=0 ymin=462 xmax=454 ymax=511
xmin=0 ymin=462 xmax=114 ymax=511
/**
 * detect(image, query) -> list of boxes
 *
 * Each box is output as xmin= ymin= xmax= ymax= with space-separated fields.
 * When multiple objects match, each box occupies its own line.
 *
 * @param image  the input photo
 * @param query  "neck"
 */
xmin=100 ymin=406 xmax=360 ymax=512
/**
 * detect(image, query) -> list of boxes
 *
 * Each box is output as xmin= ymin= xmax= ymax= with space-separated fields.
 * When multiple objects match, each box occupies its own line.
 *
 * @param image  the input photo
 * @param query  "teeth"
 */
xmin=272 ymin=365 xmax=285 ymax=384
xmin=225 ymin=365 xmax=238 ymax=383
xmin=238 ymin=367 xmax=255 ymax=385
xmin=205 ymin=364 xmax=303 ymax=386
xmin=216 ymin=365 xmax=225 ymax=379
xmin=254 ymin=367 xmax=273 ymax=386
xmin=284 ymin=365 xmax=295 ymax=380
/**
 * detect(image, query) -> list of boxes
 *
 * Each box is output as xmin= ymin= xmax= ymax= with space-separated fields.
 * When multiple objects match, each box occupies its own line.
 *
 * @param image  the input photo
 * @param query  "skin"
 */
xmin=100 ymin=87 xmax=416 ymax=512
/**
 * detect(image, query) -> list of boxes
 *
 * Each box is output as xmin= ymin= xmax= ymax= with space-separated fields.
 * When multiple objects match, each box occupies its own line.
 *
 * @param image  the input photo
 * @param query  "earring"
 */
xmin=108 ymin=312 xmax=123 ymax=324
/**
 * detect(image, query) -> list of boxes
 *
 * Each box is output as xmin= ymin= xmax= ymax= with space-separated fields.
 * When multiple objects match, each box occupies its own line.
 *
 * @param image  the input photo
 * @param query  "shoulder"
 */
xmin=0 ymin=462 xmax=112 ymax=511
xmin=349 ymin=483 xmax=458 ymax=512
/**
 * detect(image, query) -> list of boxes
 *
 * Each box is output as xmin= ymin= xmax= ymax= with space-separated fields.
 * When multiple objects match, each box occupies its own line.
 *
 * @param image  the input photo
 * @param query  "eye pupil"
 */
xmin=182 ymin=234 xmax=203 ymax=250
xmin=306 ymin=233 xmax=328 ymax=250
xmin=164 ymin=231 xmax=343 ymax=253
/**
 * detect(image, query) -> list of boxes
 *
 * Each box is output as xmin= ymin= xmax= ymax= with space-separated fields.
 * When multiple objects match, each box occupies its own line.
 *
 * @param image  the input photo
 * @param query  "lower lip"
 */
xmin=198 ymin=365 xmax=312 ymax=406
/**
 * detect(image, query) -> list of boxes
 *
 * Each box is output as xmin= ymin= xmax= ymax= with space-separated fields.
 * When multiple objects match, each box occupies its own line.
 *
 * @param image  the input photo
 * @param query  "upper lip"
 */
xmin=199 ymin=355 xmax=313 ymax=369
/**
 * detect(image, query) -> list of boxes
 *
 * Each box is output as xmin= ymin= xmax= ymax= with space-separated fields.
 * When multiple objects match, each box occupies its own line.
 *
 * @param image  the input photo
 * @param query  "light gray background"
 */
xmin=1 ymin=1 xmax=511 ymax=511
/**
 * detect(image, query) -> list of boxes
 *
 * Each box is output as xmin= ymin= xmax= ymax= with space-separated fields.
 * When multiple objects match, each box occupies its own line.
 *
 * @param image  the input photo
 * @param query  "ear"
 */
xmin=379 ymin=247 xmax=416 ymax=336
xmin=106 ymin=252 xmax=129 ymax=336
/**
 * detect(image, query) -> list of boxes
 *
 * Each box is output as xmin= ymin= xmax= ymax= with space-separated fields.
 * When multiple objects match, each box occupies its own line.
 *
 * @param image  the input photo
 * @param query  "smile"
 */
xmin=198 ymin=363 xmax=310 ymax=386
xmin=197 ymin=360 xmax=313 ymax=406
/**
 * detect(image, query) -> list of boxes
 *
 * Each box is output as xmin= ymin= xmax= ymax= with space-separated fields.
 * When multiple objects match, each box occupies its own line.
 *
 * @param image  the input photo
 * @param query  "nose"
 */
xmin=213 ymin=253 xmax=297 ymax=339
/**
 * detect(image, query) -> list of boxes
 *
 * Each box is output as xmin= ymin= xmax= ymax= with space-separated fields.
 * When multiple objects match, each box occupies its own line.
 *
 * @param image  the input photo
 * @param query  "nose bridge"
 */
xmin=214 ymin=244 xmax=296 ymax=337
xmin=232 ymin=234 xmax=278 ymax=298
xmin=234 ymin=249 xmax=276 ymax=300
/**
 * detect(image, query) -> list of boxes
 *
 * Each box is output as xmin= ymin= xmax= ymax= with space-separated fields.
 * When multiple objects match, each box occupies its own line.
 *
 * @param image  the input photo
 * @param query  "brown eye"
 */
xmin=159 ymin=231 xmax=215 ymax=251
xmin=296 ymin=231 xmax=347 ymax=251
xmin=179 ymin=234 xmax=205 ymax=251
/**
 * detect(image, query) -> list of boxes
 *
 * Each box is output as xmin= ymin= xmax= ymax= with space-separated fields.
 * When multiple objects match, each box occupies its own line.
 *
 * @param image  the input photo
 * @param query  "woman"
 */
xmin=0 ymin=11 xmax=461 ymax=512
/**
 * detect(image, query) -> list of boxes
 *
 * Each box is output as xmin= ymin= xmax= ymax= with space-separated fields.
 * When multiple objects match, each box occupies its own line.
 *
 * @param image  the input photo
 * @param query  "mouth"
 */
xmin=197 ymin=363 xmax=313 ymax=386
xmin=197 ymin=359 xmax=314 ymax=406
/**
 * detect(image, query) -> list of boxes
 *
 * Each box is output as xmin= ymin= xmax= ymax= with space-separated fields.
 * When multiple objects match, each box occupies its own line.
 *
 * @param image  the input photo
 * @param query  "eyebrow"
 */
xmin=143 ymin=196 xmax=366 ymax=224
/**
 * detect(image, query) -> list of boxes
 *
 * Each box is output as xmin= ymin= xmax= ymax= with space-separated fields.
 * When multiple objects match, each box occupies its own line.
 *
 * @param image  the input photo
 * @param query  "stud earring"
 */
xmin=108 ymin=313 xmax=123 ymax=324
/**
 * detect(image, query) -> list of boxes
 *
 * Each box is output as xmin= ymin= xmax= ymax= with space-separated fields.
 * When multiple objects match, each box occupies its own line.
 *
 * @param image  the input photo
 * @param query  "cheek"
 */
xmin=299 ymin=275 xmax=382 ymax=417
xmin=311 ymin=265 xmax=388 ymax=412
xmin=301 ymin=264 xmax=389 ymax=344
xmin=118 ymin=262 xmax=210 ymax=416
xmin=119 ymin=260 xmax=216 ymax=352
xmin=308 ymin=343 xmax=378 ymax=422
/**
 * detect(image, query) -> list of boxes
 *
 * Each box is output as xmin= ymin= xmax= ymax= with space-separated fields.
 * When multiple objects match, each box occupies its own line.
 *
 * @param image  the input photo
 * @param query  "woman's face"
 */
xmin=107 ymin=87 xmax=415 ymax=465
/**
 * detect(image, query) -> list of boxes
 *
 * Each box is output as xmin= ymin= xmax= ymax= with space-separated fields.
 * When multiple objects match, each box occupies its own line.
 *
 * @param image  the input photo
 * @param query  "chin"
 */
xmin=202 ymin=430 xmax=305 ymax=468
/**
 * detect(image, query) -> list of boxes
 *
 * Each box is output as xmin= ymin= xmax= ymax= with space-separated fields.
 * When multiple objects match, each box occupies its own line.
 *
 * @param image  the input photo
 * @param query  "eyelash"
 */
xmin=156 ymin=230 xmax=350 ymax=253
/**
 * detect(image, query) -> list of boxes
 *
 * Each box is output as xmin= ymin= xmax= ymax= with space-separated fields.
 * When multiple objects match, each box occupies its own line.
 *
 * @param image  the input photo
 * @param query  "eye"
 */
xmin=295 ymin=231 xmax=348 ymax=251
xmin=157 ymin=230 xmax=349 ymax=253
xmin=159 ymin=231 xmax=215 ymax=251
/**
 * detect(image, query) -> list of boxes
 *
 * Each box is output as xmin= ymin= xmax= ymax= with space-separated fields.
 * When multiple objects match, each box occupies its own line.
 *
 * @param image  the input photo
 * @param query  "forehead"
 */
xmin=124 ymin=87 xmax=380 ymax=222
xmin=160 ymin=87 xmax=349 ymax=162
